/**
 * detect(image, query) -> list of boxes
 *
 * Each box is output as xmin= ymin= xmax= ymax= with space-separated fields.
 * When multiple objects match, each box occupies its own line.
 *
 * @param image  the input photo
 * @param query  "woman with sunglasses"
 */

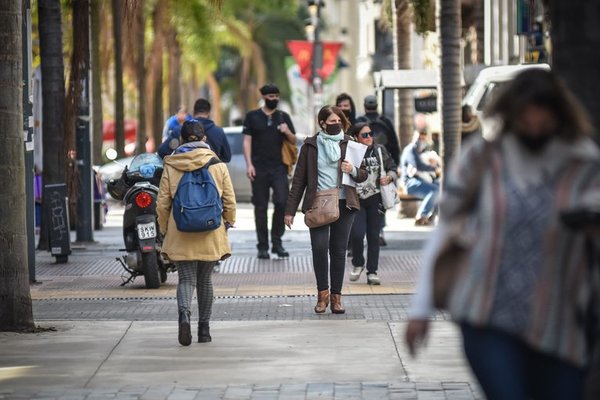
xmin=347 ymin=122 xmax=398 ymax=285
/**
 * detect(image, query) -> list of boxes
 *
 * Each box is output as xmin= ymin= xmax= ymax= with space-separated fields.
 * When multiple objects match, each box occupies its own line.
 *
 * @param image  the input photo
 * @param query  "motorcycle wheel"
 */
xmin=141 ymin=251 xmax=160 ymax=289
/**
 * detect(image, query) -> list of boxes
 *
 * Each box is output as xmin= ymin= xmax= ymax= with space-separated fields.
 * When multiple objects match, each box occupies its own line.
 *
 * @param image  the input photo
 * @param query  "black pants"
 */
xmin=309 ymin=201 xmax=356 ymax=295
xmin=251 ymin=165 xmax=289 ymax=251
xmin=351 ymin=194 xmax=383 ymax=274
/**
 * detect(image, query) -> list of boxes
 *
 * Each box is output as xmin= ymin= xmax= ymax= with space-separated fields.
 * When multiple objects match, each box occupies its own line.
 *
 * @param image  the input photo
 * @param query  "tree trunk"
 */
xmin=152 ymin=65 xmax=164 ymax=149
xmin=551 ymin=0 xmax=600 ymax=144
xmin=37 ymin=0 xmax=67 ymax=250
xmin=395 ymin=0 xmax=414 ymax=151
xmin=91 ymin=0 xmax=103 ymax=163
xmin=134 ymin=0 xmax=146 ymax=155
xmin=437 ymin=0 xmax=462 ymax=174
xmin=65 ymin=0 xmax=90 ymax=229
xmin=206 ymin=73 xmax=222 ymax=125
xmin=145 ymin=0 xmax=167 ymax=151
xmin=167 ymin=26 xmax=182 ymax=115
xmin=112 ymin=0 xmax=125 ymax=158
xmin=0 ymin=0 xmax=34 ymax=332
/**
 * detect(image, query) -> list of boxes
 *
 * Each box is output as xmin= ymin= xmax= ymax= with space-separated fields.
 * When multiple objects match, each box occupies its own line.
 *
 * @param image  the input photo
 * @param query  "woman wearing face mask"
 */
xmin=405 ymin=69 xmax=600 ymax=399
xmin=336 ymin=93 xmax=357 ymax=125
xmin=347 ymin=122 xmax=397 ymax=285
xmin=284 ymin=106 xmax=367 ymax=314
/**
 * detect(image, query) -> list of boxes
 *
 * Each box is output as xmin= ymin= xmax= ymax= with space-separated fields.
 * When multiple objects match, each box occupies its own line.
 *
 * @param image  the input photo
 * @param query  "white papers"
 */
xmin=342 ymin=140 xmax=368 ymax=187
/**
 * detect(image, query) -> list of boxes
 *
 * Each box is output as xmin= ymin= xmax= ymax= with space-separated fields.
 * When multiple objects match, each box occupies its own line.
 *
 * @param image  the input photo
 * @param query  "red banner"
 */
xmin=287 ymin=40 xmax=343 ymax=83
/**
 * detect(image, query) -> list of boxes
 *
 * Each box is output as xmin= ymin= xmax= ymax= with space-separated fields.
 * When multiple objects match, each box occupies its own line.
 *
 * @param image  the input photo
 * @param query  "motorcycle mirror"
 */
xmin=106 ymin=148 xmax=118 ymax=161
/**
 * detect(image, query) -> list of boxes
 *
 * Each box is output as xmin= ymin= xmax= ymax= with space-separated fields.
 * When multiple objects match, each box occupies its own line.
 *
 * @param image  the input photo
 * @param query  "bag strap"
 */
xmin=376 ymin=146 xmax=386 ymax=178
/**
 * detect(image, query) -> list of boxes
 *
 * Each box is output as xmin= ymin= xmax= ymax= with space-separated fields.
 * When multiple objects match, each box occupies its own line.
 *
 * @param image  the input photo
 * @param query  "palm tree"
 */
xmin=395 ymin=0 xmax=414 ymax=150
xmin=437 ymin=0 xmax=462 ymax=172
xmin=551 ymin=0 xmax=600 ymax=144
xmin=37 ymin=0 xmax=67 ymax=250
xmin=0 ymin=0 xmax=35 ymax=331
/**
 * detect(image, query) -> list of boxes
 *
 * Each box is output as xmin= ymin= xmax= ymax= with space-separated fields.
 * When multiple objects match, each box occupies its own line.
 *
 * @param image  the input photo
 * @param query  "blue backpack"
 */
xmin=172 ymin=158 xmax=223 ymax=232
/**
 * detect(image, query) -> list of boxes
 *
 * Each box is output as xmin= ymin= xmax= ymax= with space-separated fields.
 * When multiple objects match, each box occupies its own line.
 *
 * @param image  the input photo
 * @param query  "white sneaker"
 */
xmin=367 ymin=273 xmax=381 ymax=285
xmin=349 ymin=266 xmax=364 ymax=282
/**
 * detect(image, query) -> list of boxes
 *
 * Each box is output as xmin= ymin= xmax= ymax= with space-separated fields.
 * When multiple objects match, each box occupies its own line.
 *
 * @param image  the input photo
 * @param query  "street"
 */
xmin=0 ymin=204 xmax=481 ymax=399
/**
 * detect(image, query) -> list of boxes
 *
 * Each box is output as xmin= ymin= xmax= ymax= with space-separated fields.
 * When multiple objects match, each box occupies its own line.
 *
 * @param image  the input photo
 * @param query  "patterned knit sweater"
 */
xmin=410 ymin=135 xmax=600 ymax=368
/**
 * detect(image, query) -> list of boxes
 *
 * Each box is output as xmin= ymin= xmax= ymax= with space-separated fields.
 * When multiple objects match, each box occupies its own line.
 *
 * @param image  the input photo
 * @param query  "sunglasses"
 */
xmin=359 ymin=131 xmax=374 ymax=138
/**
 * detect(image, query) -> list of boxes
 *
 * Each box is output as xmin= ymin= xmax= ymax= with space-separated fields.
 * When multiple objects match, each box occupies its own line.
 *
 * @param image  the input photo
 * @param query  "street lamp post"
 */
xmin=307 ymin=0 xmax=324 ymax=124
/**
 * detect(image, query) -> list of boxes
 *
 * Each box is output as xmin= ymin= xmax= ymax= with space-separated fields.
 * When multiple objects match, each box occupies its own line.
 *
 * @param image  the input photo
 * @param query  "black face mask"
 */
xmin=324 ymin=123 xmax=342 ymax=135
xmin=342 ymin=109 xmax=353 ymax=121
xmin=265 ymin=99 xmax=279 ymax=110
xmin=515 ymin=132 xmax=553 ymax=153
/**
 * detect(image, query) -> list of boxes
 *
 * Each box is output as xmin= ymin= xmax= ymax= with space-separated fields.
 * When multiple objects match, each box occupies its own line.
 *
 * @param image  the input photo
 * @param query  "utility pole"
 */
xmin=308 ymin=0 xmax=324 ymax=126
xmin=75 ymin=0 xmax=94 ymax=243
xmin=22 ymin=0 xmax=35 ymax=281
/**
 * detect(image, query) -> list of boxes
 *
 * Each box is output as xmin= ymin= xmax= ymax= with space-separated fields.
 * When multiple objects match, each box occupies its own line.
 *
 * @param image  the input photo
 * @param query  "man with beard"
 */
xmin=243 ymin=83 xmax=297 ymax=259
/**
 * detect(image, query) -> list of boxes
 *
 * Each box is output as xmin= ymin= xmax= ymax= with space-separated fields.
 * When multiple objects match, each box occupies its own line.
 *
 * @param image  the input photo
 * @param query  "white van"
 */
xmin=463 ymin=63 xmax=550 ymax=137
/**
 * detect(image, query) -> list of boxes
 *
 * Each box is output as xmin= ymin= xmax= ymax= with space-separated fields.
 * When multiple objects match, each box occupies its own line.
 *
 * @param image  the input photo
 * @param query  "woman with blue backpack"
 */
xmin=157 ymin=120 xmax=236 ymax=346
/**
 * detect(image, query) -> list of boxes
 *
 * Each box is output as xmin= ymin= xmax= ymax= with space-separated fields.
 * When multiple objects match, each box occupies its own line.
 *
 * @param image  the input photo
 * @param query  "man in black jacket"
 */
xmin=357 ymin=95 xmax=400 ymax=165
xmin=192 ymin=99 xmax=231 ymax=163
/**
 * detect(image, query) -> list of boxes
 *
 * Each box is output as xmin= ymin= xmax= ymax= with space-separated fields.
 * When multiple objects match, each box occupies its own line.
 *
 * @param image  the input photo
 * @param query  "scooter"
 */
xmin=107 ymin=153 xmax=172 ymax=288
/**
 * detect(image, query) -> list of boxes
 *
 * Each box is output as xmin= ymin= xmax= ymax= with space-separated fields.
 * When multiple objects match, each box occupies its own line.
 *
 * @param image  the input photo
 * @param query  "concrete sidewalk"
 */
xmin=5 ymin=204 xmax=483 ymax=399
xmin=0 ymin=320 xmax=478 ymax=398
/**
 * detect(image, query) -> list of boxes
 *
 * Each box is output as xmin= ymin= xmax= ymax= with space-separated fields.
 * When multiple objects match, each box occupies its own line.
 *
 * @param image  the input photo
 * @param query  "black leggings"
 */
xmin=309 ymin=201 xmax=355 ymax=294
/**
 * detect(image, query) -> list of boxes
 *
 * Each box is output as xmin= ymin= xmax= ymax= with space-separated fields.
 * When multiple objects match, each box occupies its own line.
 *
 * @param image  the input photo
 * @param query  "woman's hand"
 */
xmin=341 ymin=160 xmax=353 ymax=174
xmin=379 ymin=175 xmax=393 ymax=186
xmin=284 ymin=214 xmax=294 ymax=229
xmin=404 ymin=319 xmax=430 ymax=357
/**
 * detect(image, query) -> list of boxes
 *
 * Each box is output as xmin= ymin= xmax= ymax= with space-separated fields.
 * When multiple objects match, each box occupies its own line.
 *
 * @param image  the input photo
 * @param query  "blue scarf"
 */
xmin=317 ymin=131 xmax=344 ymax=163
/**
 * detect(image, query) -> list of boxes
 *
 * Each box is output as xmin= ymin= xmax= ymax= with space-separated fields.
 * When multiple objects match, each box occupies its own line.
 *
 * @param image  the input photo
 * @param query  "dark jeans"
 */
xmin=309 ymin=201 xmax=355 ymax=295
xmin=351 ymin=194 xmax=383 ymax=273
xmin=251 ymin=165 xmax=289 ymax=251
xmin=461 ymin=323 xmax=586 ymax=400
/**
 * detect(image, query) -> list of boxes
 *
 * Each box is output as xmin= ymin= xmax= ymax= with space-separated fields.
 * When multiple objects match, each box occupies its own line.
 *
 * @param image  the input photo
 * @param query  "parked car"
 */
xmin=463 ymin=63 xmax=551 ymax=137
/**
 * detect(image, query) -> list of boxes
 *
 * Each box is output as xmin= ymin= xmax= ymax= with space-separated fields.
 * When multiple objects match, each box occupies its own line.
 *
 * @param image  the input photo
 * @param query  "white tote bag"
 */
xmin=377 ymin=147 xmax=399 ymax=209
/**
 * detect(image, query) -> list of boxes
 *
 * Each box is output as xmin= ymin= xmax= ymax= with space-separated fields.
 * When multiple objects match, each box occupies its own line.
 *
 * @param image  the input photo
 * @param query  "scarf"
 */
xmin=316 ymin=131 xmax=344 ymax=163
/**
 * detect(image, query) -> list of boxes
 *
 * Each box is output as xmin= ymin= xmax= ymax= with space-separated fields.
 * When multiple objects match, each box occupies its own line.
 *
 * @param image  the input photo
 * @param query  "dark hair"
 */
xmin=180 ymin=120 xmax=205 ymax=143
xmin=335 ymin=93 xmax=356 ymax=120
xmin=346 ymin=122 xmax=369 ymax=138
xmin=259 ymin=83 xmax=280 ymax=95
xmin=193 ymin=98 xmax=211 ymax=114
xmin=317 ymin=105 xmax=350 ymax=132
xmin=485 ymin=69 xmax=592 ymax=140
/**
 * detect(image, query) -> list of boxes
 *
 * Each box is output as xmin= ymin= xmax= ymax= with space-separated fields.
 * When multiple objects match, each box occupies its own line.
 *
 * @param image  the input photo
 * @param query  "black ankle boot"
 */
xmin=198 ymin=321 xmax=211 ymax=343
xmin=178 ymin=310 xmax=192 ymax=346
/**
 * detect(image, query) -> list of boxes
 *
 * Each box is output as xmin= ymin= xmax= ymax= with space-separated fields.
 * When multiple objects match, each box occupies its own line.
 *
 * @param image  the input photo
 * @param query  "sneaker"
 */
xmin=349 ymin=266 xmax=364 ymax=282
xmin=271 ymin=246 xmax=289 ymax=258
xmin=367 ymin=273 xmax=381 ymax=285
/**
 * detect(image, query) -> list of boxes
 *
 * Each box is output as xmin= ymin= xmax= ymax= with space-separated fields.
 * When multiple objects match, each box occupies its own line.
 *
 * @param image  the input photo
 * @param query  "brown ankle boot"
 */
xmin=314 ymin=289 xmax=329 ymax=314
xmin=330 ymin=293 xmax=345 ymax=314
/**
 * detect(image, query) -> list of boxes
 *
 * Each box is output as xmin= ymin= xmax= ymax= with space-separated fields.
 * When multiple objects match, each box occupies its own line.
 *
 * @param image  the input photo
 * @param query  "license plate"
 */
xmin=137 ymin=222 xmax=156 ymax=239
